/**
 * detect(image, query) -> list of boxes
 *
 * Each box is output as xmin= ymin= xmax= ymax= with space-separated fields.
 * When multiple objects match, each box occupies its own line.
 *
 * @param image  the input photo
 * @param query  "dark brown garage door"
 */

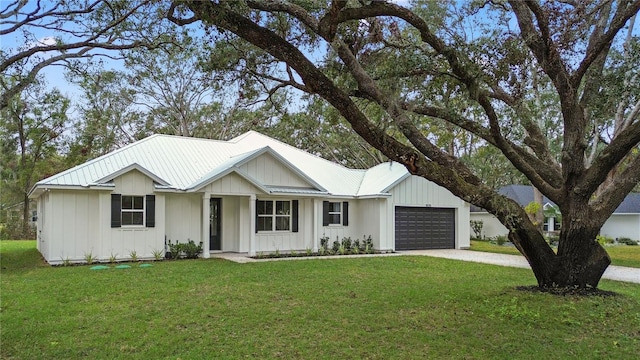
xmin=395 ymin=207 xmax=455 ymax=250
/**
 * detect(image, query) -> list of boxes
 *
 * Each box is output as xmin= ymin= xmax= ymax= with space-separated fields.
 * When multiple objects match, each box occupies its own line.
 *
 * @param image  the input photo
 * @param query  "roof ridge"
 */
xmin=234 ymin=131 xmax=365 ymax=172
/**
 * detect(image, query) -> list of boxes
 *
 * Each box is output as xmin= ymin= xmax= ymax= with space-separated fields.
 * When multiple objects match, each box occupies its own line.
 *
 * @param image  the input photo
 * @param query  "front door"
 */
xmin=210 ymin=198 xmax=222 ymax=251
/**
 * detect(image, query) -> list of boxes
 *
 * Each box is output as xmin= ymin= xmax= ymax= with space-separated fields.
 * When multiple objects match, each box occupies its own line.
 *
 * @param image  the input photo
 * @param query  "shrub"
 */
xmin=167 ymin=239 xmax=203 ymax=259
xmin=596 ymin=235 xmax=614 ymax=245
xmin=0 ymin=220 xmax=36 ymax=240
xmin=545 ymin=235 xmax=559 ymax=246
xmin=362 ymin=234 xmax=374 ymax=253
xmin=617 ymin=237 xmax=639 ymax=246
xmin=470 ymin=220 xmax=484 ymax=239
xmin=332 ymin=239 xmax=340 ymax=253
xmin=493 ymin=235 xmax=508 ymax=246
xmin=341 ymin=237 xmax=353 ymax=252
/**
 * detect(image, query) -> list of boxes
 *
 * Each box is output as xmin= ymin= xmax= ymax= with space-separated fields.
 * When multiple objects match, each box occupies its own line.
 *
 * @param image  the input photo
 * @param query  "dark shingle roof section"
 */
xmin=471 ymin=185 xmax=640 ymax=214
xmin=615 ymin=193 xmax=640 ymax=213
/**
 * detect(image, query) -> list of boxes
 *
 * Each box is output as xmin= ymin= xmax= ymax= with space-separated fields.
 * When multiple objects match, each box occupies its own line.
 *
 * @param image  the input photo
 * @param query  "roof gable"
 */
xmin=95 ymin=163 xmax=169 ymax=186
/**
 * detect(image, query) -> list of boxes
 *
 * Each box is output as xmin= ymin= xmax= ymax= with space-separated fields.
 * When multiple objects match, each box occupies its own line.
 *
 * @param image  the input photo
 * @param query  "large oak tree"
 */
xmin=167 ymin=0 xmax=640 ymax=289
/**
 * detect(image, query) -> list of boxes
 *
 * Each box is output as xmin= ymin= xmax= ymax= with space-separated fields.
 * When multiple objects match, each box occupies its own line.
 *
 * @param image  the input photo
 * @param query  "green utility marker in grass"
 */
xmin=89 ymin=265 xmax=109 ymax=270
xmin=115 ymin=264 xmax=131 ymax=269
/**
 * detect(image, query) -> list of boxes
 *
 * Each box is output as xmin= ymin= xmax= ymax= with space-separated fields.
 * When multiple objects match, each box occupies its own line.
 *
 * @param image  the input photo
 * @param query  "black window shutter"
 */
xmin=342 ymin=201 xmax=349 ymax=226
xmin=292 ymin=200 xmax=299 ymax=232
xmin=255 ymin=199 xmax=259 ymax=233
xmin=111 ymin=194 xmax=121 ymax=228
xmin=322 ymin=201 xmax=329 ymax=226
xmin=145 ymin=195 xmax=156 ymax=228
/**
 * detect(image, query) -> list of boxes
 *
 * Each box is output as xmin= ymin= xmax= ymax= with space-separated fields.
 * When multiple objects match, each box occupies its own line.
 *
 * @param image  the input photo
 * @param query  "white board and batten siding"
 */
xmin=315 ymin=199 xmax=386 ymax=250
xmin=388 ymin=175 xmax=470 ymax=249
xmin=41 ymin=190 xmax=99 ymax=264
xmin=35 ymin=169 xmax=165 ymax=264
xmin=106 ymin=170 xmax=165 ymax=261
xmin=165 ymin=193 xmax=201 ymax=245
xmin=239 ymin=153 xmax=311 ymax=188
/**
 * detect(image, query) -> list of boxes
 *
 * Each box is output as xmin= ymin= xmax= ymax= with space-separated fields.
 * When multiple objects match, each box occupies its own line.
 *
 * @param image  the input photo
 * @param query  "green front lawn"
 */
xmin=2 ymin=240 xmax=639 ymax=359
xmin=471 ymin=240 xmax=640 ymax=268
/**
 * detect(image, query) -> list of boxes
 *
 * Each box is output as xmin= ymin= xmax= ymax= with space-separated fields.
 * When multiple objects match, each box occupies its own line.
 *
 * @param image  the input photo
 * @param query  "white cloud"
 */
xmin=36 ymin=36 xmax=57 ymax=47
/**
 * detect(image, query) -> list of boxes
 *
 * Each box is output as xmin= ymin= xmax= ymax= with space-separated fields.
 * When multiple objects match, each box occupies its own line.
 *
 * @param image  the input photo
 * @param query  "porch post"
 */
xmin=249 ymin=194 xmax=256 ymax=256
xmin=202 ymin=193 xmax=210 ymax=258
xmin=313 ymin=199 xmax=319 ymax=252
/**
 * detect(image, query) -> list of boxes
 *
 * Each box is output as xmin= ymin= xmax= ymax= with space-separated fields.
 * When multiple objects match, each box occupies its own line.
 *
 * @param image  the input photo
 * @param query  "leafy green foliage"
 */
xmin=470 ymin=220 xmax=484 ymax=239
xmin=167 ymin=239 xmax=203 ymax=260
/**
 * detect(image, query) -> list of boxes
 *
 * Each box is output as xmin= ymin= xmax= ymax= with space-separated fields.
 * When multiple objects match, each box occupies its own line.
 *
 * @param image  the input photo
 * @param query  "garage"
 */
xmin=395 ymin=207 xmax=455 ymax=250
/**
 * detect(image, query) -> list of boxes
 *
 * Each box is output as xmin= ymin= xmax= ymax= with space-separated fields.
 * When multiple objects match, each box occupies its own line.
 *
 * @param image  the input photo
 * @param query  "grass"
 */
xmin=471 ymin=240 xmax=640 ymax=268
xmin=2 ymin=240 xmax=640 ymax=359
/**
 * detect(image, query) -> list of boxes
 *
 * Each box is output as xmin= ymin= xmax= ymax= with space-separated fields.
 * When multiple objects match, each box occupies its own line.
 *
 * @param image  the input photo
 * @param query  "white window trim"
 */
xmin=257 ymin=199 xmax=292 ymax=232
xmin=328 ymin=201 xmax=342 ymax=226
xmin=121 ymin=195 xmax=145 ymax=227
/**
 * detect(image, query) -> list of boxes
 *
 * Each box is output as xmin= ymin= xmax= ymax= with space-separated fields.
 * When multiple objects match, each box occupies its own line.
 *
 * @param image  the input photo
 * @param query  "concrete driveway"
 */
xmin=402 ymin=249 xmax=640 ymax=284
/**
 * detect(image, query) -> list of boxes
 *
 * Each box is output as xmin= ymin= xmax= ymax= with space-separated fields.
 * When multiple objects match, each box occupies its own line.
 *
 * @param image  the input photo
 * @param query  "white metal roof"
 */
xmin=31 ymin=131 xmax=411 ymax=198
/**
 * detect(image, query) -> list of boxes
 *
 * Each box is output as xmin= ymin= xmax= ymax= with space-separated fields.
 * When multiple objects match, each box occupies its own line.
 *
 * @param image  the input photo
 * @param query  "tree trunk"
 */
xmin=22 ymin=192 xmax=30 ymax=236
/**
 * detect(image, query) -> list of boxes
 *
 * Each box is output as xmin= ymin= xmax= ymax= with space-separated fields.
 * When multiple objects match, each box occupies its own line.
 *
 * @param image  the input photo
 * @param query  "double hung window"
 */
xmin=257 ymin=200 xmax=291 ymax=231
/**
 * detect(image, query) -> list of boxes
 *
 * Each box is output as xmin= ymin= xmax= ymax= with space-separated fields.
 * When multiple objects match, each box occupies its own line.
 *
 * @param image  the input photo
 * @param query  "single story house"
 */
xmin=30 ymin=131 xmax=470 ymax=264
xmin=471 ymin=185 xmax=640 ymax=240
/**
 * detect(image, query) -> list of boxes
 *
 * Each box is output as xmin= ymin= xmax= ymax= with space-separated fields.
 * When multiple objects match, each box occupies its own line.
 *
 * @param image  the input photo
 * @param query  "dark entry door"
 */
xmin=210 ymin=198 xmax=222 ymax=251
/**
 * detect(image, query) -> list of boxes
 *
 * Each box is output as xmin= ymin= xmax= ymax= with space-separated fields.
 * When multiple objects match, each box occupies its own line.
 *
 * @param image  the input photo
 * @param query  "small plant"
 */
xmin=351 ymin=245 xmax=360 ymax=254
xmin=109 ymin=252 xmax=118 ymax=264
xmin=256 ymin=251 xmax=264 ymax=259
xmin=338 ymin=244 xmax=346 ymax=255
xmin=318 ymin=246 xmax=326 ymax=256
xmin=151 ymin=248 xmax=164 ymax=261
xmin=305 ymin=247 xmax=313 ymax=256
xmin=596 ymin=235 xmax=614 ymax=245
xmin=494 ymin=235 xmax=508 ymax=246
xmin=129 ymin=250 xmax=138 ymax=262
xmin=363 ymin=235 xmax=374 ymax=253
xmin=353 ymin=239 xmax=361 ymax=251
xmin=274 ymin=248 xmax=281 ymax=257
xmin=290 ymin=249 xmax=297 ymax=257
xmin=61 ymin=257 xmax=72 ymax=266
xmin=341 ymin=237 xmax=353 ymax=252
xmin=332 ymin=239 xmax=340 ymax=253
xmin=320 ymin=234 xmax=330 ymax=249
xmin=470 ymin=220 xmax=484 ymax=240
xmin=84 ymin=251 xmax=97 ymax=265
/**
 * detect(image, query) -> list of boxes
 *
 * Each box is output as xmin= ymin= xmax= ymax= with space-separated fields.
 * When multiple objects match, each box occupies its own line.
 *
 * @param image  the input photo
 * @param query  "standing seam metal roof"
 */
xmin=32 ymin=131 xmax=411 ymax=197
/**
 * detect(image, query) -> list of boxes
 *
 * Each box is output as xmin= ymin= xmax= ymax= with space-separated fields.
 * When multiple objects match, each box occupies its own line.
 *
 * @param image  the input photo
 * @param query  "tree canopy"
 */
xmin=165 ymin=0 xmax=640 ymax=288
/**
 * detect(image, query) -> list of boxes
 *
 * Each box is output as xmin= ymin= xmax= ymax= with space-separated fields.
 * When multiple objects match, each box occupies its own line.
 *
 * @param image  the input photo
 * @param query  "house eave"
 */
xmin=28 ymin=183 xmax=116 ymax=198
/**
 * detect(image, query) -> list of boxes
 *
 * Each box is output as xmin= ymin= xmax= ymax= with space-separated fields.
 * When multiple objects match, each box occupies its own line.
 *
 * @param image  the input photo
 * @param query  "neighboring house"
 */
xmin=471 ymin=185 xmax=640 ymax=240
xmin=29 ymin=131 xmax=470 ymax=264
xmin=1 ymin=202 xmax=37 ymax=227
